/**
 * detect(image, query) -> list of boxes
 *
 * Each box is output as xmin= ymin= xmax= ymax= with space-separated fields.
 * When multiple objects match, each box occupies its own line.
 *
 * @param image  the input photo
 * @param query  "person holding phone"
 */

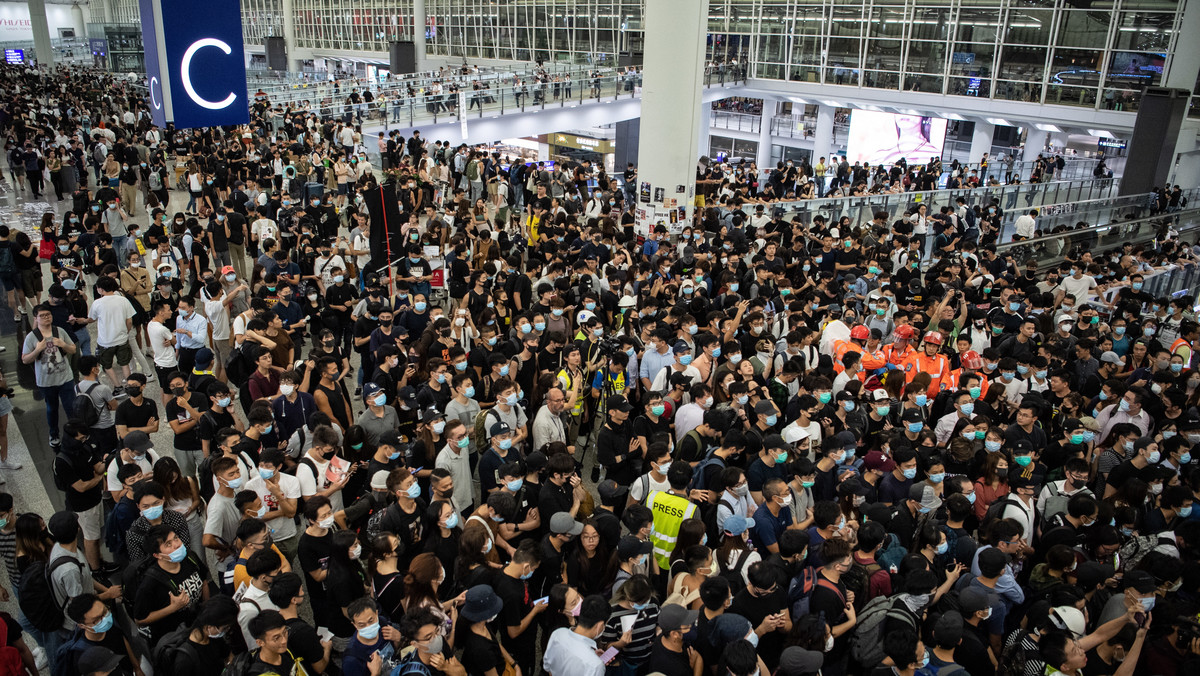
xmin=543 ymin=594 xmax=611 ymax=676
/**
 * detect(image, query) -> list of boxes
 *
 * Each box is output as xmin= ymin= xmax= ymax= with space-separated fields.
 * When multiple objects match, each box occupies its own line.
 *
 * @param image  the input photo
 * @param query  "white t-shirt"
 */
xmin=245 ymin=473 xmax=303 ymax=541
xmin=629 ymin=472 xmax=671 ymax=503
xmin=296 ymin=454 xmax=343 ymax=512
xmin=106 ymin=449 xmax=161 ymax=492
xmin=147 ymin=321 xmax=178 ymax=367
xmin=89 ymin=293 xmax=135 ymax=347
xmin=205 ymin=295 xmax=231 ymax=342
xmin=251 ymin=218 xmax=279 ymax=244
xmin=1057 ymin=275 xmax=1098 ymax=304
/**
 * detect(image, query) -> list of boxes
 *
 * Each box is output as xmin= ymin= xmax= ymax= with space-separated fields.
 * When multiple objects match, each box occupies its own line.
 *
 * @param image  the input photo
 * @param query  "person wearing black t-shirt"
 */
xmin=197 ymin=382 xmax=242 ymax=457
xmin=494 ymin=542 xmax=546 ymax=668
xmin=115 ymin=373 xmax=159 ymax=440
xmin=65 ymin=594 xmax=140 ymax=676
xmin=375 ymin=471 xmax=426 ymax=571
xmin=297 ymin=497 xmax=336 ymax=630
xmin=166 ymin=594 xmax=237 ymax=676
xmin=246 ymin=610 xmax=303 ymax=676
xmin=132 ymin=525 xmax=210 ymax=644
xmin=269 ymin=573 xmax=334 ymax=676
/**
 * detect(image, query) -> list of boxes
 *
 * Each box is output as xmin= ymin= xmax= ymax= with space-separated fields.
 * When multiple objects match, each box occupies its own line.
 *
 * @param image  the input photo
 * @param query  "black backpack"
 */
xmin=221 ymin=649 xmax=258 ymax=676
xmin=18 ymin=555 xmax=83 ymax=632
xmin=980 ymin=497 xmax=1023 ymax=533
xmin=70 ymin=378 xmax=101 ymax=428
xmin=718 ymin=549 xmax=753 ymax=589
xmin=150 ymin=625 xmax=200 ymax=674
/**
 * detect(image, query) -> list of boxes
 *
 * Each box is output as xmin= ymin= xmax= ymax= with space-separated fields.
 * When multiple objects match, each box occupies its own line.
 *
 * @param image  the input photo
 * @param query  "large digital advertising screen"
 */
xmin=846 ymin=111 xmax=948 ymax=166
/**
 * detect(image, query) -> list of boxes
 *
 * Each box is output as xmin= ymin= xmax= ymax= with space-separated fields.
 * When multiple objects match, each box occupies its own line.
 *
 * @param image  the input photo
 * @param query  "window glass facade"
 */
xmin=92 ymin=0 xmax=1193 ymax=115
xmin=417 ymin=0 xmax=1185 ymax=113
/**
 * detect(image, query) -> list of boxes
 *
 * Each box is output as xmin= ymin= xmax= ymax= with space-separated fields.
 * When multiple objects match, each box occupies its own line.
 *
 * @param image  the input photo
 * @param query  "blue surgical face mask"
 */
xmin=464 ymin=386 xmax=476 ymax=398
xmin=959 ymin=402 xmax=974 ymax=416
xmin=406 ymin=483 xmax=422 ymax=499
xmin=902 ymin=468 xmax=917 ymax=480
xmin=908 ymin=422 xmax=924 ymax=433
xmin=534 ymin=322 xmax=546 ymax=331
xmin=929 ymin=473 xmax=945 ymax=484
xmin=168 ymin=544 xmax=188 ymax=563
xmin=258 ymin=468 xmax=275 ymax=481
xmin=225 ymin=476 xmax=243 ymax=490
xmin=358 ymin=622 xmax=381 ymax=640
xmin=499 ymin=438 xmax=513 ymax=451
xmin=506 ymin=479 xmax=524 ymax=492
xmin=679 ymin=354 xmax=693 ymax=365
xmin=415 ymin=301 xmax=427 ymax=311
xmin=91 ymin=611 xmax=115 ymax=633
xmin=142 ymin=504 xmax=164 ymax=521
xmin=915 ymin=394 xmax=928 ymax=407
xmin=935 ymin=541 xmax=948 ymax=555
xmin=765 ymin=415 xmax=777 ymax=426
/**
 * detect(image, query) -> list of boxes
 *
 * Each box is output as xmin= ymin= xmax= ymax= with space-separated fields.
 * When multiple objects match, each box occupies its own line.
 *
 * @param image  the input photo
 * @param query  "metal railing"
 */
xmin=710 ymin=111 xmax=761 ymax=134
xmin=254 ymin=63 xmax=623 ymax=110
xmin=995 ymin=189 xmax=1200 ymax=239
xmin=724 ymin=177 xmax=1118 ymax=233
xmin=994 ymin=207 xmax=1200 ymax=275
xmin=253 ymin=70 xmax=743 ymax=133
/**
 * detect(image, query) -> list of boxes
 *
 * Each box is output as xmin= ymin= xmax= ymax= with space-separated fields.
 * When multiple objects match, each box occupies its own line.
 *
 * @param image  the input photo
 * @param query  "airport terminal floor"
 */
xmin=2 ymin=30 xmax=1200 ymax=676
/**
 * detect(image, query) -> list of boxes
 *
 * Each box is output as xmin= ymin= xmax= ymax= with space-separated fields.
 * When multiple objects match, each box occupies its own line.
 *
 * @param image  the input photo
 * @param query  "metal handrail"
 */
xmin=234 ymin=70 xmax=743 ymax=133
xmin=993 ymin=207 xmax=1200 ymax=270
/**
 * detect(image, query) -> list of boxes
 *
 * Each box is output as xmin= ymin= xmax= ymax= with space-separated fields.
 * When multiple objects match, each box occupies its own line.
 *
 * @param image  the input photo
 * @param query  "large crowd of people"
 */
xmin=1 ymin=61 xmax=1200 ymax=676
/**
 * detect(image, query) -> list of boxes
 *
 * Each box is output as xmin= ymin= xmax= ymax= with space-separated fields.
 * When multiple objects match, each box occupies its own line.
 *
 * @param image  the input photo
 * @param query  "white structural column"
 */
xmin=756 ymin=96 xmax=775 ymax=169
xmin=1166 ymin=0 xmax=1200 ymax=89
xmin=1048 ymin=132 xmax=1069 ymax=154
xmin=812 ymin=105 xmax=835 ymax=162
xmin=1171 ymin=131 xmax=1200 ymax=189
xmin=71 ymin=3 xmax=85 ymax=35
xmin=28 ymin=0 xmax=54 ymax=66
xmin=969 ymin=122 xmax=994 ymax=163
xmin=1023 ymin=129 xmax=1049 ymax=162
xmin=634 ymin=0 xmax=708 ymax=232
xmin=413 ymin=0 xmax=426 ymax=72
xmin=282 ymin=0 xmax=298 ymax=71
xmin=698 ymin=102 xmax=712 ymax=158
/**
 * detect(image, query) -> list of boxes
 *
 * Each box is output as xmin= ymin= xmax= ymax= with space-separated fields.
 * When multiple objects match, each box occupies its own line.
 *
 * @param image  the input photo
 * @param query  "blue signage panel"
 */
xmin=147 ymin=0 xmax=249 ymax=129
xmin=138 ymin=0 xmax=167 ymax=128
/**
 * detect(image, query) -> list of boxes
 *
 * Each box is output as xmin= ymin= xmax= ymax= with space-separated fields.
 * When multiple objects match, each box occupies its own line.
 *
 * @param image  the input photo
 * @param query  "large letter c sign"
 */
xmin=180 ymin=38 xmax=238 ymax=110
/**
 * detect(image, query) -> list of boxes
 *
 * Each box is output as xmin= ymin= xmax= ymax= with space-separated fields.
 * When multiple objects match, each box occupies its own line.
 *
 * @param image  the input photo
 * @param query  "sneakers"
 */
xmin=111 ymin=386 xmax=127 ymax=398
xmin=49 ymin=436 xmax=60 ymax=448
xmin=32 ymin=647 xmax=46 ymax=671
xmin=0 ymin=460 xmax=21 ymax=470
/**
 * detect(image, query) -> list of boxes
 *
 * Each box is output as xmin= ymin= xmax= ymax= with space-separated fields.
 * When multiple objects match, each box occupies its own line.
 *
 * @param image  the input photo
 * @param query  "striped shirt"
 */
xmin=0 ymin=528 xmax=16 ymax=582
xmin=600 ymin=604 xmax=660 ymax=667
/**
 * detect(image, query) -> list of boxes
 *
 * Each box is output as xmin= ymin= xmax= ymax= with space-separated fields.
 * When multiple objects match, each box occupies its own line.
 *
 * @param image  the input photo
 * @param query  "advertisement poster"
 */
xmin=654 ymin=187 xmax=665 ymax=202
xmin=676 ymin=185 xmax=685 ymax=193
xmin=846 ymin=110 xmax=948 ymax=166
xmin=639 ymin=181 xmax=651 ymax=203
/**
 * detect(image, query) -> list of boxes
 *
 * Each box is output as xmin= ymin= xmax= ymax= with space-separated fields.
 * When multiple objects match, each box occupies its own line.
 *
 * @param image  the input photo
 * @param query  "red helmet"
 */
xmin=850 ymin=325 xmax=870 ymax=341
xmin=923 ymin=331 xmax=944 ymax=346
xmin=960 ymin=350 xmax=983 ymax=369
xmin=893 ymin=324 xmax=915 ymax=341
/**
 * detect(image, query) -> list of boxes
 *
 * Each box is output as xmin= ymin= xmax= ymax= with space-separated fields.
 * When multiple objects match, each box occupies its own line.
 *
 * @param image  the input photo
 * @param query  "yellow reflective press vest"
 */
xmin=646 ymin=490 xmax=697 ymax=569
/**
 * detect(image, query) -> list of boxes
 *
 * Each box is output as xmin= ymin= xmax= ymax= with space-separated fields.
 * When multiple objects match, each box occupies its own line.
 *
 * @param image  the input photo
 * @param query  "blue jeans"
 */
xmin=112 ymin=236 xmax=129 ymax=266
xmin=73 ymin=327 xmax=92 ymax=356
xmin=40 ymin=381 xmax=76 ymax=436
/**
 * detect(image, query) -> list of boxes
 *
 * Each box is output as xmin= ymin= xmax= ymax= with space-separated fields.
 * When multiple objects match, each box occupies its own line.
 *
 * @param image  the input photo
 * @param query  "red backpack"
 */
xmin=0 ymin=615 xmax=25 ymax=676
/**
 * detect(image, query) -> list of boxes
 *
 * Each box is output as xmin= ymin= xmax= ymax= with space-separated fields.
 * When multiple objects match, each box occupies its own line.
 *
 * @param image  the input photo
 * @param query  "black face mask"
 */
xmin=379 ymin=319 xmax=392 ymax=327
xmin=126 ymin=386 xmax=142 ymax=398
xmin=171 ymin=386 xmax=186 ymax=397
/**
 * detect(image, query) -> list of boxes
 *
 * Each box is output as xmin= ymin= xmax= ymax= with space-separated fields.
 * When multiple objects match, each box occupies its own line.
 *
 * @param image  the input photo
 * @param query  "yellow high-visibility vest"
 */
xmin=646 ymin=490 xmax=697 ymax=569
